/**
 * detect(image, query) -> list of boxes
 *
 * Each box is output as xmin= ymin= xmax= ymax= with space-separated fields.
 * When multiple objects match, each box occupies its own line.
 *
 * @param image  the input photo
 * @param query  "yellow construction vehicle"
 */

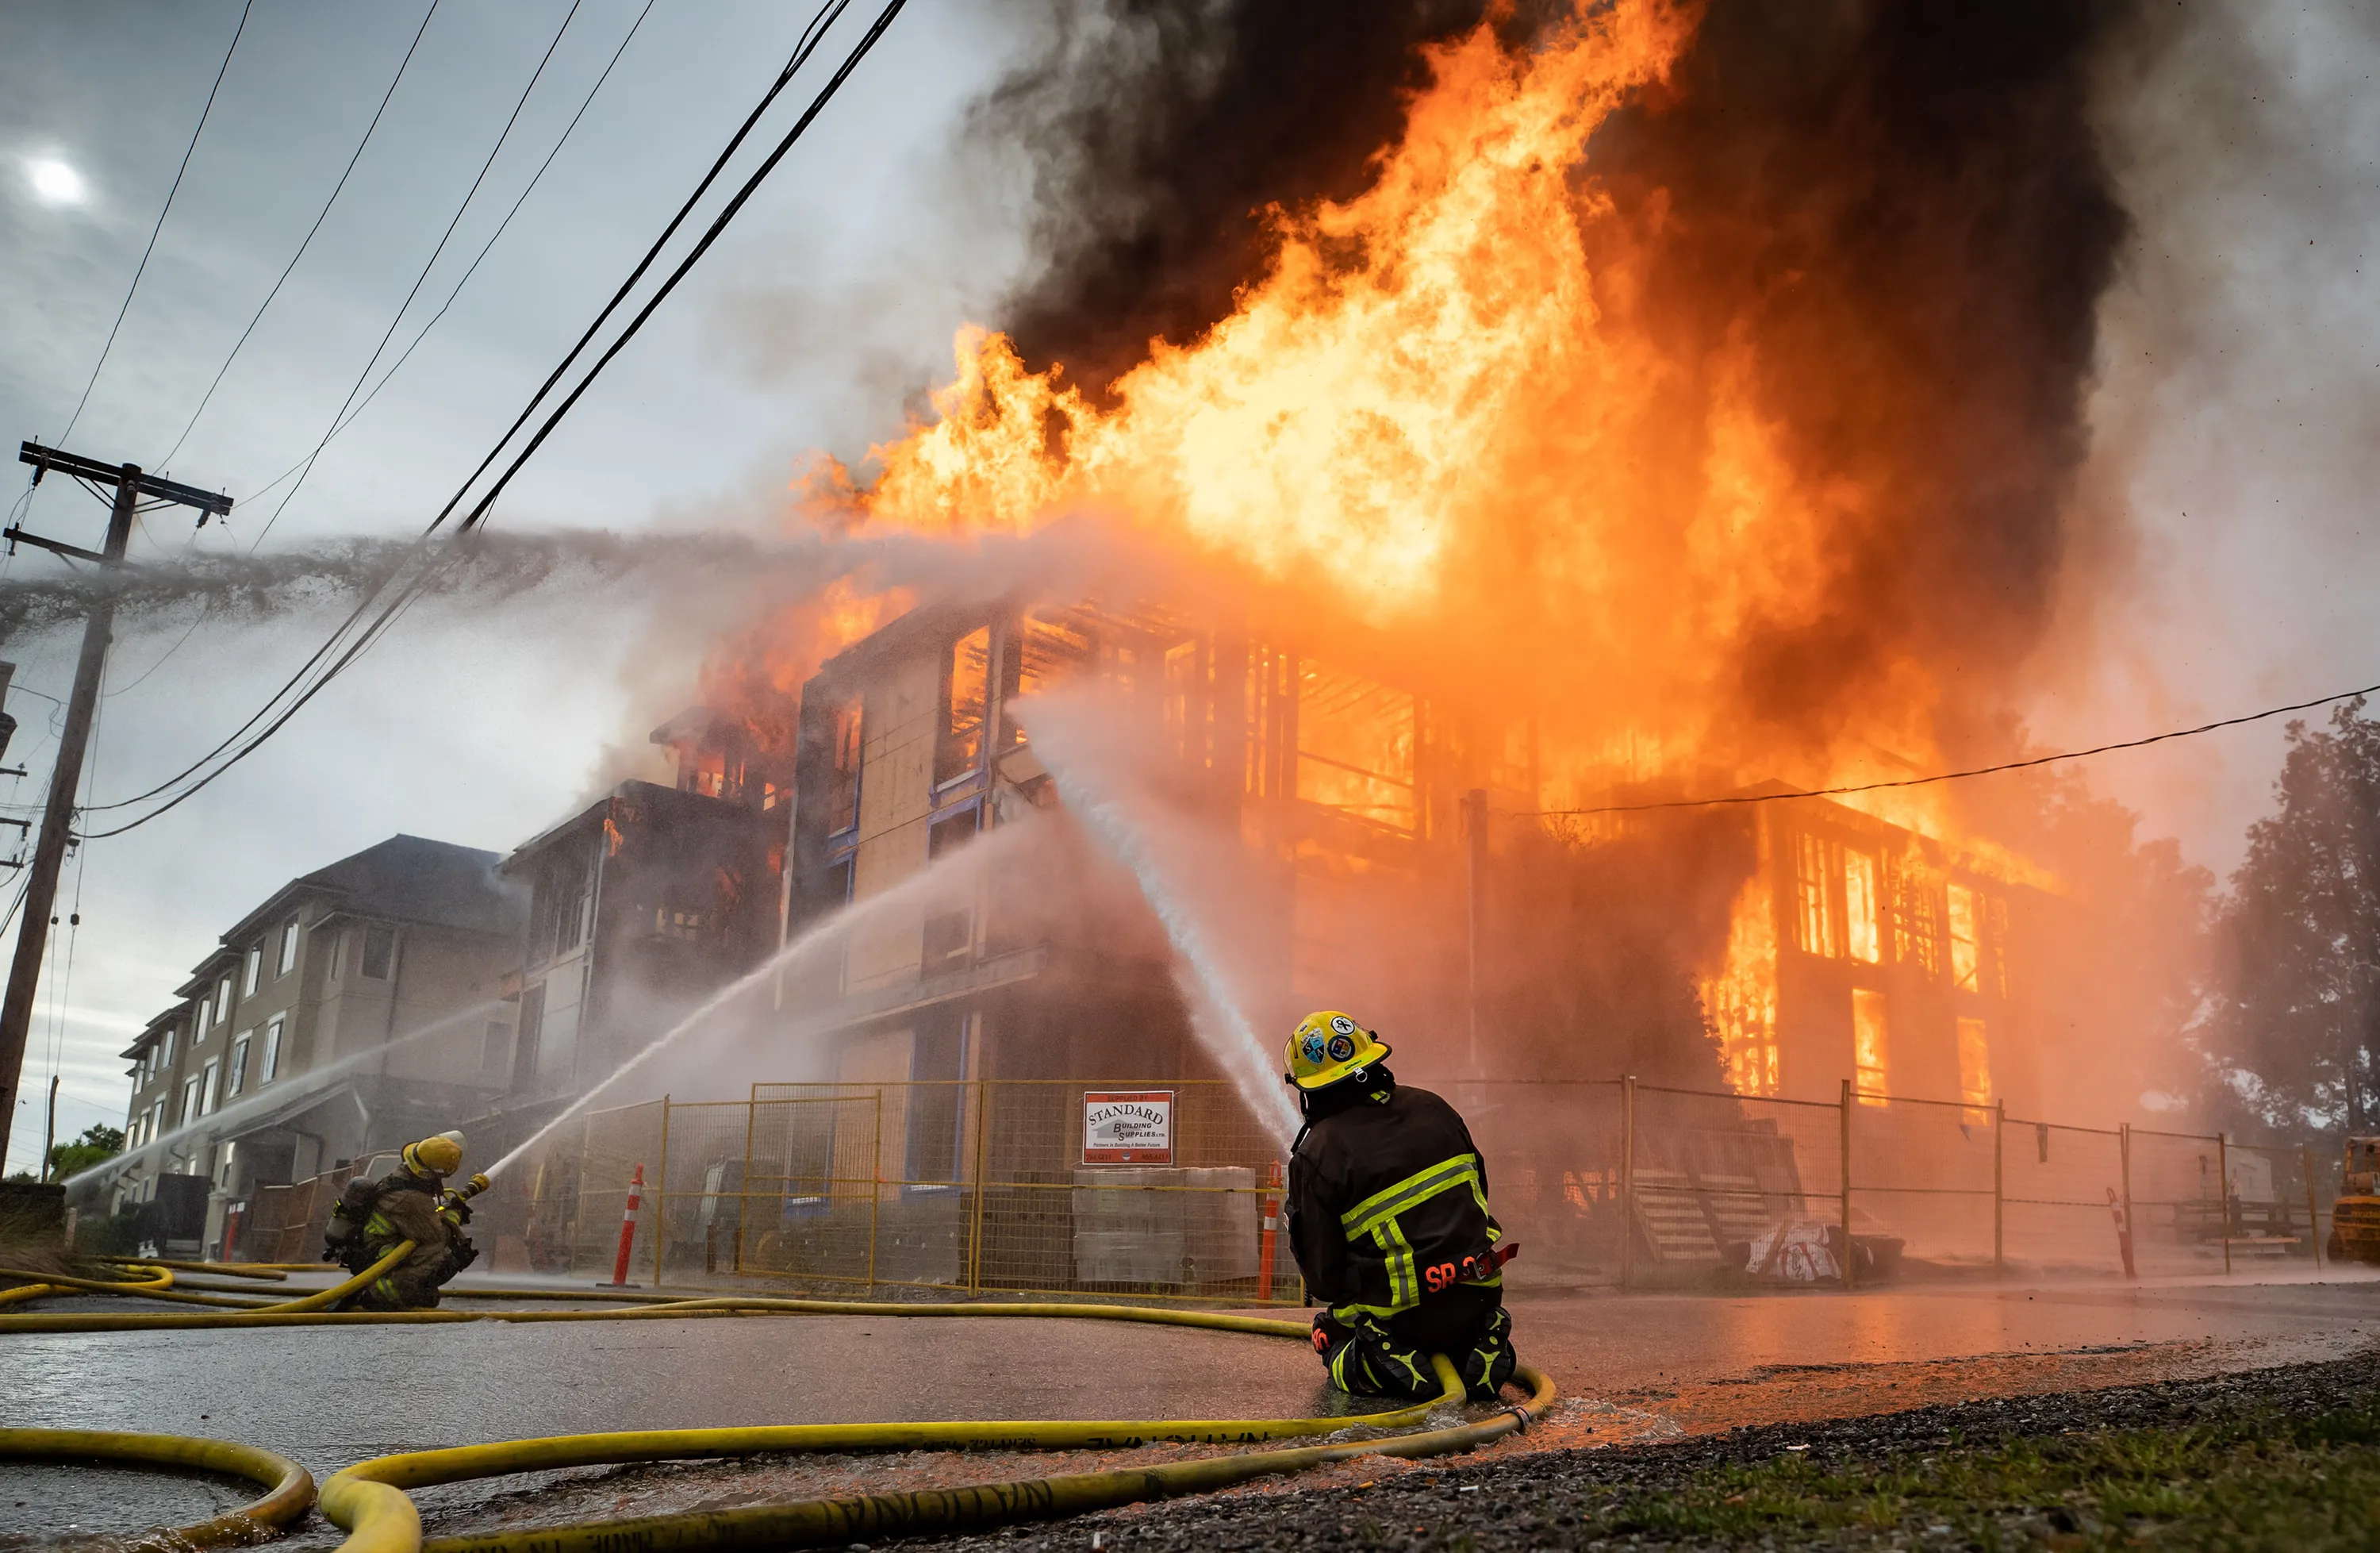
xmin=2326 ymin=1136 xmax=2380 ymax=1265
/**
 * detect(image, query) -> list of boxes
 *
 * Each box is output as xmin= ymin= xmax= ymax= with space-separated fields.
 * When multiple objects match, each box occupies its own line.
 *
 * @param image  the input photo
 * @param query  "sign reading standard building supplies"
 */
xmin=1082 ymin=1090 xmax=1173 ymax=1164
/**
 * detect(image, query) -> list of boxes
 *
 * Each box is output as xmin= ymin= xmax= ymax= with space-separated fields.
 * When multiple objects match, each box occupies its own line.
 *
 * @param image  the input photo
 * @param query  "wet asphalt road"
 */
xmin=2 ymin=1269 xmax=2374 ymax=1544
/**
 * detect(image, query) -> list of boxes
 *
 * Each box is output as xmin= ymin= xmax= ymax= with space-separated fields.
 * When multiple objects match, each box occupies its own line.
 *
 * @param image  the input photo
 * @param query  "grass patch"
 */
xmin=1571 ymin=1400 xmax=2380 ymax=1548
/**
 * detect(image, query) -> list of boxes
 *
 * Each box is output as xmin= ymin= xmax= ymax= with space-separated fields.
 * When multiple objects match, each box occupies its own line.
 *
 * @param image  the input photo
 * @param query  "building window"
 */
xmin=482 ymin=1021 xmax=511 ymax=1075
xmin=278 ymin=918 xmax=301 ymax=977
xmin=937 ymin=627 xmax=992 ymax=786
xmin=148 ymin=1098 xmax=166 ymax=1143
xmin=531 ymin=849 xmax=592 ymax=964
xmin=163 ymin=1027 xmax=177 ymax=1065
xmin=1988 ymin=896 xmax=2010 ymax=998
xmin=217 ymin=977 xmax=233 ymax=1022
xmin=217 ymin=1139 xmax=237 ymax=1190
xmin=1956 ymin=1017 xmax=1992 ymax=1110
xmin=179 ymin=1076 xmax=202 ymax=1125
xmin=827 ymin=698 xmax=863 ymax=835
xmin=511 ymin=984 xmax=545 ymax=1093
xmin=360 ymin=926 xmax=396 ymax=980
xmin=1893 ymin=859 xmax=1940 ymax=975
xmin=260 ymin=1016 xmax=284 ymax=1085
xmin=1844 ymin=851 xmax=1881 ymax=964
xmin=1795 ymin=833 xmax=1839 ymax=958
xmin=1851 ymin=989 xmax=1889 ymax=1101
xmin=199 ymin=1057 xmax=220 ymax=1116
xmin=1948 ymin=884 xmax=1982 ymax=991
xmin=193 ymin=1001 xmax=209 ymax=1044
xmin=227 ymin=1034 xmax=251 ymax=1097
xmin=244 ymin=948 xmax=262 ymax=997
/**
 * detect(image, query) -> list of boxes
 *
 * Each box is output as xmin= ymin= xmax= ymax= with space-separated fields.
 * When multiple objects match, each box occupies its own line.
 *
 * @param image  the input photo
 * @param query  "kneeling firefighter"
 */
xmin=324 ymin=1132 xmax=483 ymax=1310
xmin=1284 ymin=1012 xmax=1518 ymax=1402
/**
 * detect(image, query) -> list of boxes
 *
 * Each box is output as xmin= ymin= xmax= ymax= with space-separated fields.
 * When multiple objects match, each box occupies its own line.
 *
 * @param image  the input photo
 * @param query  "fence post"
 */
xmin=1839 ymin=1078 xmax=1855 ymax=1291
xmin=2120 ymin=1122 xmax=2135 ymax=1281
xmin=2217 ymin=1132 xmax=2232 ymax=1277
xmin=736 ymin=1090 xmax=758 ymax=1275
xmin=654 ymin=1095 xmax=671 ymax=1290
xmin=866 ymin=1090 xmax=882 ymax=1295
xmin=967 ymin=1080 xmax=991 ymax=1292
xmin=2305 ymin=1145 xmax=2325 ymax=1270
xmin=1993 ymin=1099 xmax=2005 ymax=1276
xmin=1618 ymin=1075 xmax=1637 ymax=1294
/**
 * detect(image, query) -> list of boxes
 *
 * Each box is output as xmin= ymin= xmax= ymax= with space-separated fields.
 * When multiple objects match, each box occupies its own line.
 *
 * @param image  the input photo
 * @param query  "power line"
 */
xmin=300 ymin=0 xmax=658 ymax=475
xmin=119 ymin=0 xmax=653 ymax=705
xmin=155 ymin=1 xmax=444 ymax=473
xmin=58 ymin=0 xmax=256 ymax=447
xmin=432 ymin=0 xmax=856 ymax=538
xmin=1526 ymin=679 xmax=2380 ymax=819
xmin=78 ymin=1 xmax=903 ymax=840
xmin=456 ymin=0 xmax=900 ymax=535
xmin=248 ymin=0 xmax=587 ymax=550
xmin=77 ymin=2 xmax=593 ymax=813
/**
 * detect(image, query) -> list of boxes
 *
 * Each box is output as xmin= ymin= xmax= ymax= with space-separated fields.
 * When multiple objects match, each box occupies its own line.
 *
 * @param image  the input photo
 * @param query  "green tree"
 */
xmin=2203 ymin=701 xmax=2380 ymax=1134
xmin=46 ymin=1123 xmax=124 ymax=1181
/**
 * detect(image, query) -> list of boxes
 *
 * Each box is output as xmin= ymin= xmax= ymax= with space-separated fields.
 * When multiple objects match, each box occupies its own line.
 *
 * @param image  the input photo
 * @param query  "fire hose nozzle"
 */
xmin=443 ymin=1173 xmax=490 ymax=1209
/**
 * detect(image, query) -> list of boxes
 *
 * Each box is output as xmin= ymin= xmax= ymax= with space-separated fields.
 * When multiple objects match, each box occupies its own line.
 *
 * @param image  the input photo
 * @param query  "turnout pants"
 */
xmin=1314 ymin=1286 xmax=1517 ymax=1403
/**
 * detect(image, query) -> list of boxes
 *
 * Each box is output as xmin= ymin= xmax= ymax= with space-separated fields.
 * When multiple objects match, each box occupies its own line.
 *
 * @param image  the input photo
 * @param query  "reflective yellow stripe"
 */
xmin=1373 ymin=1218 xmax=1418 ymax=1310
xmin=1339 ymin=1155 xmax=1480 ymax=1240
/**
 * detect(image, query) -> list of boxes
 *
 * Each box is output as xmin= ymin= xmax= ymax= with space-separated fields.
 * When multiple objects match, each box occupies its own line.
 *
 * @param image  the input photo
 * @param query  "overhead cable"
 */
xmin=82 ymin=0 xmax=832 ymax=820
xmin=78 ymin=1 xmax=904 ymax=840
xmin=1528 ymin=678 xmax=2380 ymax=818
xmin=58 ymin=0 xmax=256 ymax=447
xmin=154 ymin=1 xmax=444 ymax=473
xmin=246 ymin=0 xmax=587 ymax=550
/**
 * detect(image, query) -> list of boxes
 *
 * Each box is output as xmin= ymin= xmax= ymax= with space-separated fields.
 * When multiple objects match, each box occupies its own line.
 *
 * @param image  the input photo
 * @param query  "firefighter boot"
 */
xmin=1315 ymin=1312 xmax=1441 ymax=1403
xmin=1457 ymin=1305 xmax=1518 ymax=1401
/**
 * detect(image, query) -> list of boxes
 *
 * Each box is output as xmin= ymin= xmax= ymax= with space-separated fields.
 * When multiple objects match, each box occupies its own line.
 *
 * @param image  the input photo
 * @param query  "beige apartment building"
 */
xmin=90 ymin=835 xmax=524 ymax=1258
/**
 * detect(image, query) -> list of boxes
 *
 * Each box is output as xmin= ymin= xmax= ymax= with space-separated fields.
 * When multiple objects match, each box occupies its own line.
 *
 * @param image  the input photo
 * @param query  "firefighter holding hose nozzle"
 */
xmin=324 ymin=1131 xmax=482 ymax=1309
xmin=1284 ymin=1012 xmax=1518 ymax=1402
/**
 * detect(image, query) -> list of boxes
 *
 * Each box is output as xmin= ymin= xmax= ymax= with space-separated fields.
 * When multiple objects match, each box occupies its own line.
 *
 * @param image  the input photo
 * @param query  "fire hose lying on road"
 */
xmin=0 ymin=1258 xmax=1557 ymax=1553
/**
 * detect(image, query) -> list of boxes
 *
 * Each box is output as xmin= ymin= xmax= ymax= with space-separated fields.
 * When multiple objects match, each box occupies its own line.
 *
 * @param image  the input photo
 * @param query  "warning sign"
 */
xmin=1082 ymin=1090 xmax=1174 ymax=1164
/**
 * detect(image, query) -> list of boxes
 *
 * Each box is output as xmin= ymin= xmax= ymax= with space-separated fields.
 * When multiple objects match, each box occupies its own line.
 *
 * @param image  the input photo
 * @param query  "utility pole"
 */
xmin=0 ymin=442 xmax=228 ymax=1167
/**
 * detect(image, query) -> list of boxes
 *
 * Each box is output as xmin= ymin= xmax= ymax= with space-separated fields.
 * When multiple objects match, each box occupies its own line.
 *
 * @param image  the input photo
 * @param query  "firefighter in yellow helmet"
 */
xmin=324 ymin=1131 xmax=479 ymax=1309
xmin=1283 ymin=1012 xmax=1517 ymax=1402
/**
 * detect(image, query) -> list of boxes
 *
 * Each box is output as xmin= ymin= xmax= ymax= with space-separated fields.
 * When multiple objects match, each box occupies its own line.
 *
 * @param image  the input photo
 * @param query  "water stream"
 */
xmin=69 ymin=996 xmax=512 ymax=1189
xmin=1016 ymin=695 xmax=1302 ymax=1147
xmin=484 ymin=817 xmax=1042 ymax=1181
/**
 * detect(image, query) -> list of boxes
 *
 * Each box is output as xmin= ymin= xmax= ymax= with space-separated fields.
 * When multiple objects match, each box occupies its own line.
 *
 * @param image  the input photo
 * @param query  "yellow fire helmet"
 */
xmin=403 ymin=1132 xmax=464 ymax=1176
xmin=1284 ymin=1011 xmax=1392 ymax=1091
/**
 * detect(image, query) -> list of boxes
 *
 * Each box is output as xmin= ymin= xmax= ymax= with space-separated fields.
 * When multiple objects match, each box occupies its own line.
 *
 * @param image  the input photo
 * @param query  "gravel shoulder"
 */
xmin=912 ymin=1347 xmax=2380 ymax=1551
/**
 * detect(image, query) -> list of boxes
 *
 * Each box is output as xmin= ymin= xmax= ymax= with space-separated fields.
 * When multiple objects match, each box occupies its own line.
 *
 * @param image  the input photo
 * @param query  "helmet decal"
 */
xmin=1329 ymin=1015 xmax=1357 ymax=1036
xmin=1326 ymin=1032 xmax=1356 ymax=1063
xmin=1301 ymin=1032 xmax=1329 ymax=1064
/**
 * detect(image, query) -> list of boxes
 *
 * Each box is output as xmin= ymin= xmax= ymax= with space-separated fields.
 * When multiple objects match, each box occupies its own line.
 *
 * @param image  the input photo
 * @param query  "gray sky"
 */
xmin=3 ymin=1 xmax=2379 ymax=1171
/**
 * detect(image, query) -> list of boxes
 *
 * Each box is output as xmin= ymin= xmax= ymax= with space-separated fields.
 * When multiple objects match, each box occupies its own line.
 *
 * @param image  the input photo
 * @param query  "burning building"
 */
xmin=767 ymin=573 xmax=2062 ymax=1113
xmin=685 ymin=0 xmax=2175 ymax=1139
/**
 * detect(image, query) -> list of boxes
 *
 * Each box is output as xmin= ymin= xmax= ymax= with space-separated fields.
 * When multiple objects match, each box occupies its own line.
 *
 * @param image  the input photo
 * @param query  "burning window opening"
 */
xmin=1844 ymin=850 xmax=1882 ymax=966
xmin=1957 ymin=1016 xmax=1992 ymax=1114
xmin=1852 ymin=988 xmax=1889 ymax=1102
xmin=1948 ymin=883 xmax=1982 ymax=993
xmin=939 ymin=627 xmax=992 ymax=786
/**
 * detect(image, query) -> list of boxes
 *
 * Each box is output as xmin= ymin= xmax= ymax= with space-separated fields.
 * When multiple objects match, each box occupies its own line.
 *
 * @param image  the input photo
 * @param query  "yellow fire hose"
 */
xmin=0 ymin=1426 xmax=313 ymax=1551
xmin=0 ymin=1284 xmax=1556 ymax=1552
xmin=98 ymin=1255 xmax=296 ymax=1280
xmin=0 ymin=1259 xmax=174 ymax=1306
xmin=0 ymin=1241 xmax=415 ymax=1315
